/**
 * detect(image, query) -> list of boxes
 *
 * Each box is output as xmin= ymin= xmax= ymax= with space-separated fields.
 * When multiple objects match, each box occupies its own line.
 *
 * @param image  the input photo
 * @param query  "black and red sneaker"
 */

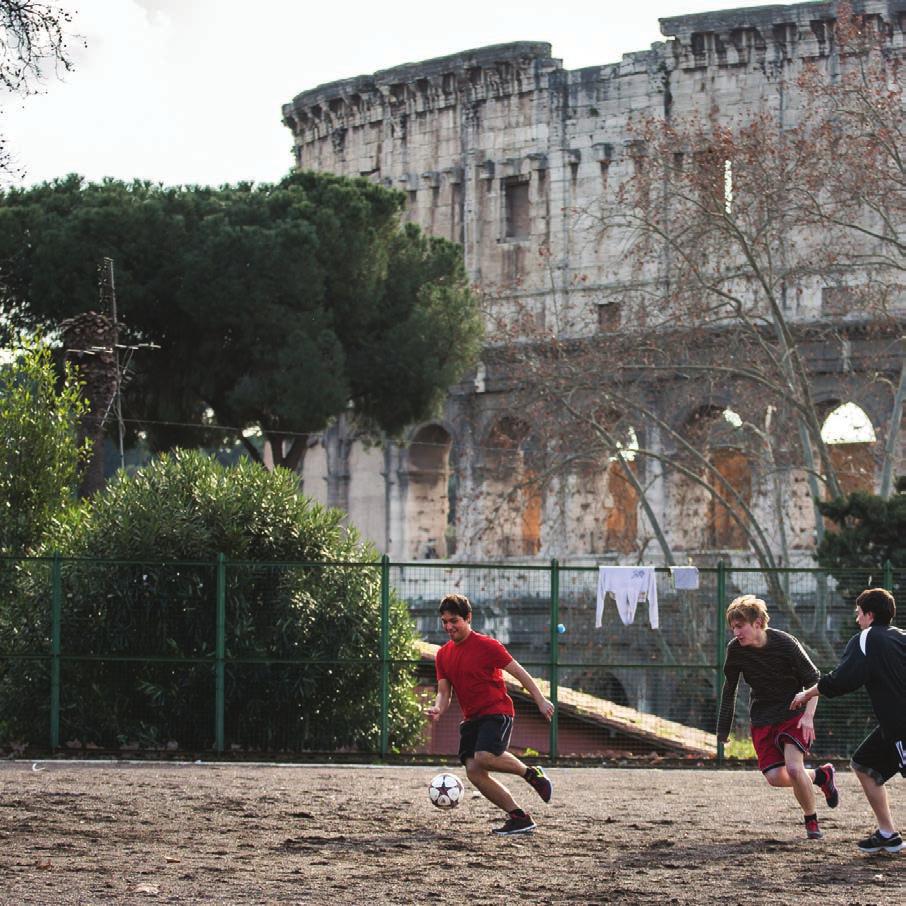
xmin=524 ymin=766 xmax=553 ymax=803
xmin=805 ymin=816 xmax=823 ymax=840
xmin=818 ymin=763 xmax=839 ymax=809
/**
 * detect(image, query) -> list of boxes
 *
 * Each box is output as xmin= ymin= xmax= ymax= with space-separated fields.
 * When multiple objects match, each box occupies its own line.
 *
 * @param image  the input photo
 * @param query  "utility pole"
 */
xmin=98 ymin=257 xmax=126 ymax=471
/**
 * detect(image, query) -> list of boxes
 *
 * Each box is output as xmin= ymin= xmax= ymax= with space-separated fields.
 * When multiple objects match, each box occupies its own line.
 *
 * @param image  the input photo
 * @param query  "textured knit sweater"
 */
xmin=717 ymin=628 xmax=820 ymax=740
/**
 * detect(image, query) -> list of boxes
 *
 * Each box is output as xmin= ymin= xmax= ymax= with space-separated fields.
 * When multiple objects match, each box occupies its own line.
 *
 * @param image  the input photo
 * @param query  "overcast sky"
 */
xmin=3 ymin=0 xmax=779 ymax=189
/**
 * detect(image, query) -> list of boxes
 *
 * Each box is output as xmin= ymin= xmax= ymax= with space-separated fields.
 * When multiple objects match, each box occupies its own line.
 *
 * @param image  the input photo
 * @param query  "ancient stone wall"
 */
xmin=283 ymin=1 xmax=906 ymax=564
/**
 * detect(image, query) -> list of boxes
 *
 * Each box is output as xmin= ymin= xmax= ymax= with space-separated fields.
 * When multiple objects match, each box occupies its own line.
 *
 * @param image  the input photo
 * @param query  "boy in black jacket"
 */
xmin=792 ymin=587 xmax=906 ymax=854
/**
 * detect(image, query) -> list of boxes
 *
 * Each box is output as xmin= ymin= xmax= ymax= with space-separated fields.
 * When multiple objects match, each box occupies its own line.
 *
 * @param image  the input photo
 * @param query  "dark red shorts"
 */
xmin=751 ymin=713 xmax=811 ymax=773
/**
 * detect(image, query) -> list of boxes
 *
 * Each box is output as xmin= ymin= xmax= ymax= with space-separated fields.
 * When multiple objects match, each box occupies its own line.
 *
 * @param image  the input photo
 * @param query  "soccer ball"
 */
xmin=428 ymin=772 xmax=464 ymax=809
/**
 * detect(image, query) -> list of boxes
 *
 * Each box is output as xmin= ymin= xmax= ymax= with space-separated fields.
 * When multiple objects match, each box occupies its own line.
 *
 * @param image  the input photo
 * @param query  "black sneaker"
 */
xmin=525 ymin=766 xmax=553 ymax=803
xmin=805 ymin=816 xmax=823 ymax=840
xmin=857 ymin=830 xmax=905 ymax=854
xmin=492 ymin=813 xmax=536 ymax=835
xmin=818 ymin=763 xmax=839 ymax=809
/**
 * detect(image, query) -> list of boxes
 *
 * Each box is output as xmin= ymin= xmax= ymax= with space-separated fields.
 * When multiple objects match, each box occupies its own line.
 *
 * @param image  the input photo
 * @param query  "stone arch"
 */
xmin=567 ymin=410 xmax=641 ymax=555
xmin=820 ymin=401 xmax=877 ymax=495
xmin=403 ymin=423 xmax=453 ymax=559
xmin=708 ymin=447 xmax=752 ymax=549
xmin=572 ymin=669 xmax=629 ymax=707
xmin=665 ymin=405 xmax=752 ymax=551
xmin=481 ymin=415 xmax=542 ymax=557
xmin=603 ymin=420 xmax=641 ymax=554
xmin=346 ymin=439 xmax=386 ymax=549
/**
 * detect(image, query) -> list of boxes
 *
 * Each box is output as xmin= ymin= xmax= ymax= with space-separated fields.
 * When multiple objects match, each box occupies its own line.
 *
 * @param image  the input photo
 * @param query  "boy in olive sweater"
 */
xmin=717 ymin=595 xmax=838 ymax=840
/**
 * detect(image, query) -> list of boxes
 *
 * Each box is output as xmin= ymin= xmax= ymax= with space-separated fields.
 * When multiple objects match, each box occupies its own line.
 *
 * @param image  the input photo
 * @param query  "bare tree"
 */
xmin=477 ymin=4 xmax=904 ymax=655
xmin=0 ymin=1 xmax=80 ymax=175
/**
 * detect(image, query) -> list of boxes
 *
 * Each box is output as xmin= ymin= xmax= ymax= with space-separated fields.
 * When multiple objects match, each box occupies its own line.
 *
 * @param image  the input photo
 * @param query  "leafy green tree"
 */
xmin=0 ymin=336 xmax=88 ymax=555
xmin=816 ymin=480 xmax=906 ymax=603
xmin=0 ymin=172 xmax=482 ymax=470
xmin=0 ymin=449 xmax=423 ymax=752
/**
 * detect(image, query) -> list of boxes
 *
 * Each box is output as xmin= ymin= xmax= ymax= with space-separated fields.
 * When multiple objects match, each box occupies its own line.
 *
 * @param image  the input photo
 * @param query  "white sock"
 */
xmin=878 ymin=829 xmax=896 ymax=838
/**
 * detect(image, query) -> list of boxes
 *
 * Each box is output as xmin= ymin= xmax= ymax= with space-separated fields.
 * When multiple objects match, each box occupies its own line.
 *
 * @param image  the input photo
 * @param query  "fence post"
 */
xmin=884 ymin=559 xmax=893 ymax=592
xmin=715 ymin=561 xmax=726 ymax=766
xmin=549 ymin=558 xmax=560 ymax=761
xmin=379 ymin=555 xmax=391 ymax=759
xmin=214 ymin=553 xmax=226 ymax=754
xmin=49 ymin=551 xmax=62 ymax=750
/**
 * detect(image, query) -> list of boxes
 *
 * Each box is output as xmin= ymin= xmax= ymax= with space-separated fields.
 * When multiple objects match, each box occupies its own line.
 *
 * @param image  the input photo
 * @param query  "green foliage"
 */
xmin=816 ymin=480 xmax=906 ymax=601
xmin=722 ymin=734 xmax=756 ymax=760
xmin=0 ymin=173 xmax=483 ymax=457
xmin=814 ymin=484 xmax=905 ymax=748
xmin=0 ymin=450 xmax=423 ymax=752
xmin=0 ymin=337 xmax=88 ymax=555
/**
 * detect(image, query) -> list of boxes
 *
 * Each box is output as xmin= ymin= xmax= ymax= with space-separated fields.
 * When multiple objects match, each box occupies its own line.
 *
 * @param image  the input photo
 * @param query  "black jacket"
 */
xmin=818 ymin=624 xmax=906 ymax=739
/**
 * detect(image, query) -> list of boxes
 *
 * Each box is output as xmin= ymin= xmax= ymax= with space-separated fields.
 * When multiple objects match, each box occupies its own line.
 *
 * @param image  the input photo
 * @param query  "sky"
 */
xmin=2 ymin=0 xmax=784 ymax=189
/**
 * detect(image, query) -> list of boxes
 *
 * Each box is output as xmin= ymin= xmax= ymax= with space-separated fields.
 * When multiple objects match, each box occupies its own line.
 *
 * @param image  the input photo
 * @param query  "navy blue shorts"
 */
xmin=458 ymin=713 xmax=514 ymax=765
xmin=852 ymin=726 xmax=906 ymax=784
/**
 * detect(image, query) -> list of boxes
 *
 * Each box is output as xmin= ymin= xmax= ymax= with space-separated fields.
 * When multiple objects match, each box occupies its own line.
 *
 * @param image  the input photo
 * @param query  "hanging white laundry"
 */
xmin=670 ymin=566 xmax=700 ymax=590
xmin=596 ymin=566 xmax=659 ymax=629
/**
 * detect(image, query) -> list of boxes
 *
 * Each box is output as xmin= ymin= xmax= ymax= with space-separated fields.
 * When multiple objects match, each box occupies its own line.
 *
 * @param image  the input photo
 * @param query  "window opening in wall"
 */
xmin=822 ymin=402 xmax=877 ymax=496
xmin=709 ymin=447 xmax=752 ymax=549
xmin=597 ymin=302 xmax=621 ymax=332
xmin=599 ymin=161 xmax=610 ymax=187
xmin=451 ymin=183 xmax=463 ymax=244
xmin=408 ymin=424 xmax=453 ymax=559
xmin=503 ymin=176 xmax=530 ymax=240
xmin=821 ymin=402 xmax=876 ymax=444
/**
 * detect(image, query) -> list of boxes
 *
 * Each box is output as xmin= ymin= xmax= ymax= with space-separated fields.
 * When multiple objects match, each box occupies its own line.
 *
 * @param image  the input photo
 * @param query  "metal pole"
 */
xmin=214 ymin=553 xmax=226 ymax=753
xmin=884 ymin=559 xmax=894 ymax=593
xmin=100 ymin=257 xmax=126 ymax=472
xmin=549 ymin=558 xmax=560 ymax=761
xmin=715 ymin=561 xmax=726 ymax=766
xmin=50 ymin=552 xmax=62 ymax=750
xmin=379 ymin=555 xmax=391 ymax=758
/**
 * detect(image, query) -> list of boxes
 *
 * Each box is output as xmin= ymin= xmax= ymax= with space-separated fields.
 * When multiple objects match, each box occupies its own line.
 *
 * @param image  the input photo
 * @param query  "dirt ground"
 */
xmin=0 ymin=762 xmax=904 ymax=905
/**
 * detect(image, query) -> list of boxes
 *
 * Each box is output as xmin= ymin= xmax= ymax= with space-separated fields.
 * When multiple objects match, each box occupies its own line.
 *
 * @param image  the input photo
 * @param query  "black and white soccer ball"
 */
xmin=428 ymin=772 xmax=464 ymax=809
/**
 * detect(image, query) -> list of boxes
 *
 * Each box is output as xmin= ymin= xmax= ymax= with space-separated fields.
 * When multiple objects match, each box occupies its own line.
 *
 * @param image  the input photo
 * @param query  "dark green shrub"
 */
xmin=0 ymin=450 xmax=422 ymax=753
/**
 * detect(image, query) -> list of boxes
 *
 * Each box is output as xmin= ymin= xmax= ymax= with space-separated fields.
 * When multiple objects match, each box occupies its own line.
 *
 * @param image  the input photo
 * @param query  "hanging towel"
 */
xmin=596 ymin=566 xmax=659 ymax=629
xmin=670 ymin=566 xmax=700 ymax=590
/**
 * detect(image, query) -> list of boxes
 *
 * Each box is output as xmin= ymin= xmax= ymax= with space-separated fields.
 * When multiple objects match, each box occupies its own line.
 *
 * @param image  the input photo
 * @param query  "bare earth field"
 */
xmin=0 ymin=762 xmax=904 ymax=904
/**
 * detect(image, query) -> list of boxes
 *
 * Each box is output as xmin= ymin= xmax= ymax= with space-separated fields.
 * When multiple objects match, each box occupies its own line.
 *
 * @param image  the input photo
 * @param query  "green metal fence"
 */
xmin=0 ymin=555 xmax=894 ymax=763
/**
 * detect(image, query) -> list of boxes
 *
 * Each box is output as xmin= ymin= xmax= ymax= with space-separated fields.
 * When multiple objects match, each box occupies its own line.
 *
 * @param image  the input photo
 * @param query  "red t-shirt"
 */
xmin=435 ymin=630 xmax=515 ymax=720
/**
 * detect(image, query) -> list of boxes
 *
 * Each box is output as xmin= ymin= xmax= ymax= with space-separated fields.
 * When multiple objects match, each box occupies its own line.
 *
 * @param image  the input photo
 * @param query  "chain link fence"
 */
xmin=0 ymin=555 xmax=890 ymax=763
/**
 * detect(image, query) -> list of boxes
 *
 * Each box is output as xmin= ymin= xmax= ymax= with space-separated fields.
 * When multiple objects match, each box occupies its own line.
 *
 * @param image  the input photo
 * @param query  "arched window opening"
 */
xmin=406 ymin=424 xmax=452 ymax=559
xmin=821 ymin=402 xmax=877 ymax=495
xmin=483 ymin=416 xmax=541 ymax=557
xmin=708 ymin=447 xmax=752 ymax=549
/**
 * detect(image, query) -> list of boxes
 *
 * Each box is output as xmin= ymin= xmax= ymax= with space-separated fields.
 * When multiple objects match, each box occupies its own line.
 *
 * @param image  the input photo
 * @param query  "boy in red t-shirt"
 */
xmin=426 ymin=593 xmax=555 ymax=835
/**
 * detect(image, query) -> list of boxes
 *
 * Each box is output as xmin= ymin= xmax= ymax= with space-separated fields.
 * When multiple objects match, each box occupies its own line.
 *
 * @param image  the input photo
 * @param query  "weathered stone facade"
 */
xmin=282 ymin=1 xmax=906 ymax=565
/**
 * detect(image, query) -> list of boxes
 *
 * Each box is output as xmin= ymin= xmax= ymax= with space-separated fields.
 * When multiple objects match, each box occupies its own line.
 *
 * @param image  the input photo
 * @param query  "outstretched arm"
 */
xmin=790 ymin=683 xmax=819 ymax=711
xmin=792 ymin=688 xmax=819 ymax=745
xmin=503 ymin=659 xmax=554 ymax=721
xmin=426 ymin=678 xmax=452 ymax=722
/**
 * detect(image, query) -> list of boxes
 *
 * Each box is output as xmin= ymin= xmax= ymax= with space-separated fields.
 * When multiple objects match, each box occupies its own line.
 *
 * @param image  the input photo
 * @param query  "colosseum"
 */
xmin=281 ymin=0 xmax=906 ymax=567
